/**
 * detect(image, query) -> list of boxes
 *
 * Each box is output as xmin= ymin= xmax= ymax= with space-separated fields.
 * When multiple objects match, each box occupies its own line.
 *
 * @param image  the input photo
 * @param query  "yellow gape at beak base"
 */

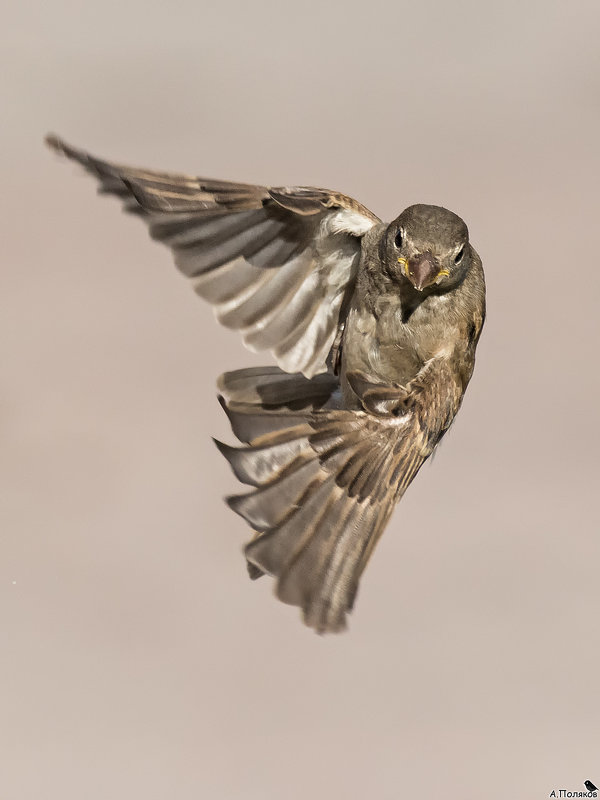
xmin=397 ymin=257 xmax=409 ymax=276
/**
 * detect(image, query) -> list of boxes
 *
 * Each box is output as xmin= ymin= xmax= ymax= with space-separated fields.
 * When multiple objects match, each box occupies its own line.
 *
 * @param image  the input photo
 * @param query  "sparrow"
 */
xmin=46 ymin=135 xmax=486 ymax=633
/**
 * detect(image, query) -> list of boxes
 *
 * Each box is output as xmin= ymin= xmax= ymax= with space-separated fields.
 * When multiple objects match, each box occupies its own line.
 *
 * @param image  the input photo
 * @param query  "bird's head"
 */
xmin=385 ymin=204 xmax=470 ymax=292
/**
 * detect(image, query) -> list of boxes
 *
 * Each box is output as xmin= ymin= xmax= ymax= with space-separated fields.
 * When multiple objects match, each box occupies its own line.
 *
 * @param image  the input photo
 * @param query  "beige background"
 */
xmin=3 ymin=1 xmax=600 ymax=798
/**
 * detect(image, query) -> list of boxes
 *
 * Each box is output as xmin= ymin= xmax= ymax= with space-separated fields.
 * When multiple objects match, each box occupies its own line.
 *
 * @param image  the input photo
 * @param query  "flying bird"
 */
xmin=46 ymin=135 xmax=486 ymax=633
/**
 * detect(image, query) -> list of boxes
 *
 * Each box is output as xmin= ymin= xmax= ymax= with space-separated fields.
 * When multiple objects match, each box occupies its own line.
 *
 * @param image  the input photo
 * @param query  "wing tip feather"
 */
xmin=45 ymin=132 xmax=63 ymax=152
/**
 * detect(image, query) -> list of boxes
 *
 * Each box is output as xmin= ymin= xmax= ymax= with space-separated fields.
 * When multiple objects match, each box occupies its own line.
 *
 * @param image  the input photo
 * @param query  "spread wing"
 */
xmin=216 ymin=356 xmax=465 ymax=632
xmin=46 ymin=135 xmax=381 ymax=378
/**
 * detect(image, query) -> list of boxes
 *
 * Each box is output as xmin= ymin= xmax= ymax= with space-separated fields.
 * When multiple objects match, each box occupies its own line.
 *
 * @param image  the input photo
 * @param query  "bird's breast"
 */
xmin=343 ymin=303 xmax=427 ymax=386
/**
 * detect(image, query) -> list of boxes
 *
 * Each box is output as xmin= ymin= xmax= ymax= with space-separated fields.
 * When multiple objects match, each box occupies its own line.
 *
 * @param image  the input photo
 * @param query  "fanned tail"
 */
xmin=216 ymin=367 xmax=429 ymax=633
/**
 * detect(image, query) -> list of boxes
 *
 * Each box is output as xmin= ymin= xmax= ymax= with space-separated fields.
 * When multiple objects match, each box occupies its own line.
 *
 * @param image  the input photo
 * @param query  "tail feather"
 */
xmin=216 ymin=366 xmax=428 ymax=633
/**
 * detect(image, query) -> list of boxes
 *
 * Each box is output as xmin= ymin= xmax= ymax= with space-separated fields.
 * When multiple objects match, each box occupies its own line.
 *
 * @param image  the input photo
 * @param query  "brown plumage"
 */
xmin=46 ymin=135 xmax=486 ymax=633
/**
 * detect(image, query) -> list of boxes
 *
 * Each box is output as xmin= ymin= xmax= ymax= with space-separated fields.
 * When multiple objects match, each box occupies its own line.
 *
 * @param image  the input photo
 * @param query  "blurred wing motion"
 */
xmin=216 ymin=359 xmax=462 ymax=633
xmin=46 ymin=135 xmax=380 ymax=377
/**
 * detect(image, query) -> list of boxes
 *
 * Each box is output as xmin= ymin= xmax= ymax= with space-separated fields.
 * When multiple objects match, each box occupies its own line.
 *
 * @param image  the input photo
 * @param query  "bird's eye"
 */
xmin=394 ymin=230 xmax=403 ymax=248
xmin=454 ymin=245 xmax=465 ymax=264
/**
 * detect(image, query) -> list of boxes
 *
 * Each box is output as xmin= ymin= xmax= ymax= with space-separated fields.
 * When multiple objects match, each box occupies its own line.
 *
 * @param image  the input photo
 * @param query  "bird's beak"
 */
xmin=400 ymin=253 xmax=441 ymax=291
